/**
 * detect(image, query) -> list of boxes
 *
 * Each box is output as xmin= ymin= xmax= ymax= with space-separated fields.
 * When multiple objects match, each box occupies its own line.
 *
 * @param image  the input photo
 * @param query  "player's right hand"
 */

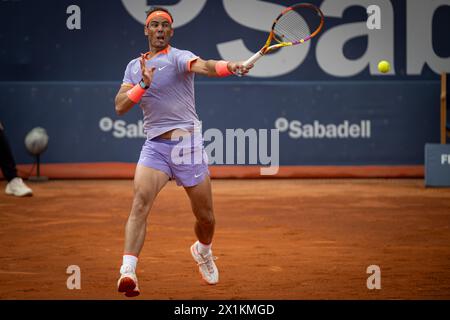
xmin=140 ymin=54 xmax=156 ymax=87
xmin=229 ymin=61 xmax=254 ymax=76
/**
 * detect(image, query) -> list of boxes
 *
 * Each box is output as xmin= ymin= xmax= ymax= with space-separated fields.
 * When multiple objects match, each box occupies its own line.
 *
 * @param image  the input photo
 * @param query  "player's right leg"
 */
xmin=118 ymin=164 xmax=169 ymax=297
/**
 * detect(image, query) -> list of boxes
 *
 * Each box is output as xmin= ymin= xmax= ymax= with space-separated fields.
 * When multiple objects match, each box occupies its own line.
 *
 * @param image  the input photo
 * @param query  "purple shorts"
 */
xmin=138 ymin=136 xmax=210 ymax=187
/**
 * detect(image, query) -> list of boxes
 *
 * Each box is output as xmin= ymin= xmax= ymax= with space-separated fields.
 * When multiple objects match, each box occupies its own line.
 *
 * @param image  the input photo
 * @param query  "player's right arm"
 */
xmin=115 ymin=54 xmax=155 ymax=116
xmin=190 ymin=58 xmax=252 ymax=77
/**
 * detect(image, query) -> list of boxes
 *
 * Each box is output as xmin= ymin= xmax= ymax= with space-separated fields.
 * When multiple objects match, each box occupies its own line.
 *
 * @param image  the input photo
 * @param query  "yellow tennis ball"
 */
xmin=378 ymin=60 xmax=390 ymax=73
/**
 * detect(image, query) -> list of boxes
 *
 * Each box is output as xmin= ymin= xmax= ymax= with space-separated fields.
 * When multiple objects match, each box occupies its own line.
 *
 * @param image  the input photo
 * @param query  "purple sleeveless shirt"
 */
xmin=122 ymin=46 xmax=201 ymax=139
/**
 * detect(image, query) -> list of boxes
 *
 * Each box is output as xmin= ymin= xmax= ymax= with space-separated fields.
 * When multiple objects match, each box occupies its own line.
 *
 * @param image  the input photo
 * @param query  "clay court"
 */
xmin=1 ymin=178 xmax=449 ymax=300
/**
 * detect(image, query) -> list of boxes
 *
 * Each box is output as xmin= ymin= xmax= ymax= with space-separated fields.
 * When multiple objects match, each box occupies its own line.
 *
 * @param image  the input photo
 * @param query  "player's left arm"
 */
xmin=190 ymin=58 xmax=253 ymax=77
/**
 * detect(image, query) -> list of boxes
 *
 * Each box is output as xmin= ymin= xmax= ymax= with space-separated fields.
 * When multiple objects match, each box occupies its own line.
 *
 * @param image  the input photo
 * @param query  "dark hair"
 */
xmin=146 ymin=7 xmax=174 ymax=23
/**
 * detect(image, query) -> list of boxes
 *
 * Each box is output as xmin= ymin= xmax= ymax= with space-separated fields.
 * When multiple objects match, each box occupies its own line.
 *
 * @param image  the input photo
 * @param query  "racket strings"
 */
xmin=274 ymin=8 xmax=320 ymax=43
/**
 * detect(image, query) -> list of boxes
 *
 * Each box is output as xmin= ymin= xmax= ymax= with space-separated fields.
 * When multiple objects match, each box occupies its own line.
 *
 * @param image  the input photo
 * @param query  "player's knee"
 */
xmin=130 ymin=191 xmax=152 ymax=218
xmin=197 ymin=211 xmax=215 ymax=227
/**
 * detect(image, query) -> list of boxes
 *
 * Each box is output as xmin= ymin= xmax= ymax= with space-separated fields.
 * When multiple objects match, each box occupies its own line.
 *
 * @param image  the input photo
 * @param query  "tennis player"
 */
xmin=115 ymin=7 xmax=253 ymax=297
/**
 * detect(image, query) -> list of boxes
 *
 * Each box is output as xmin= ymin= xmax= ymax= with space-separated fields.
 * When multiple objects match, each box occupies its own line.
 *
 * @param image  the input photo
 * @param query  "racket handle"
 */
xmin=237 ymin=51 xmax=264 ymax=77
xmin=242 ymin=51 xmax=264 ymax=68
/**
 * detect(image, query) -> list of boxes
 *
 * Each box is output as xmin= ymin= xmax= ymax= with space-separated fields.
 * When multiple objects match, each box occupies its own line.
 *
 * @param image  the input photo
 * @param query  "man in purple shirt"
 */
xmin=114 ymin=7 xmax=253 ymax=297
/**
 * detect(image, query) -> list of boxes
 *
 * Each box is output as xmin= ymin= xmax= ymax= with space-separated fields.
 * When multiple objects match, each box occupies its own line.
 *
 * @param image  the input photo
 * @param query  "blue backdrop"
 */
xmin=0 ymin=0 xmax=449 ymax=166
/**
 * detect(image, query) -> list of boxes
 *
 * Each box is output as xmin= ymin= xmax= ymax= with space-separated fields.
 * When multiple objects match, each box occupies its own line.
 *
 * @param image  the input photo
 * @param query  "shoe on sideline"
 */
xmin=5 ymin=177 xmax=33 ymax=197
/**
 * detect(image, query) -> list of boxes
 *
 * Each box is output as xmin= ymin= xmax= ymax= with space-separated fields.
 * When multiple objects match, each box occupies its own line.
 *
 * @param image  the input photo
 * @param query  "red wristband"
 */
xmin=126 ymin=84 xmax=146 ymax=103
xmin=215 ymin=61 xmax=233 ymax=77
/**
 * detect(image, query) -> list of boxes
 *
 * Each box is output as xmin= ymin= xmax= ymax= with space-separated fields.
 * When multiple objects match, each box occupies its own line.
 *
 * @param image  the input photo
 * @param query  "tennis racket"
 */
xmin=239 ymin=3 xmax=324 ymax=73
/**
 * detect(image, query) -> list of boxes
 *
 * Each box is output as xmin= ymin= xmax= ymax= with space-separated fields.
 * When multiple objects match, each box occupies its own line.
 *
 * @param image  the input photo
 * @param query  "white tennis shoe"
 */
xmin=5 ymin=177 xmax=33 ymax=197
xmin=190 ymin=241 xmax=219 ymax=285
xmin=117 ymin=265 xmax=140 ymax=297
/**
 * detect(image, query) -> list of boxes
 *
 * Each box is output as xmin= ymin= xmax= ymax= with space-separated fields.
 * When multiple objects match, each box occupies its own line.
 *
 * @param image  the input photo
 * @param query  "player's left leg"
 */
xmin=184 ymin=176 xmax=219 ymax=285
xmin=185 ymin=175 xmax=215 ymax=244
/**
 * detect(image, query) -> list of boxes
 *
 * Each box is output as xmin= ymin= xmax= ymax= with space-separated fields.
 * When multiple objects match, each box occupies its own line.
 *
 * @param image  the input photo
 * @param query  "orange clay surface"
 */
xmin=0 ymin=179 xmax=450 ymax=299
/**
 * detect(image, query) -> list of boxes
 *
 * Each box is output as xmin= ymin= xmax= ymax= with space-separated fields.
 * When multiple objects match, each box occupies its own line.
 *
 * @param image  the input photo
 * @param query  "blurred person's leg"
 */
xmin=0 ymin=121 xmax=19 ymax=182
xmin=0 ymin=121 xmax=33 ymax=196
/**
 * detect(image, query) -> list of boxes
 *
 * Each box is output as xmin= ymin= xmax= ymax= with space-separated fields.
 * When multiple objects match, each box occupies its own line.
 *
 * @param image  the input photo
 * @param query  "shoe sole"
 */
xmin=118 ymin=277 xmax=140 ymax=297
xmin=124 ymin=289 xmax=140 ymax=298
xmin=5 ymin=190 xmax=32 ymax=197
xmin=190 ymin=244 xmax=218 ymax=285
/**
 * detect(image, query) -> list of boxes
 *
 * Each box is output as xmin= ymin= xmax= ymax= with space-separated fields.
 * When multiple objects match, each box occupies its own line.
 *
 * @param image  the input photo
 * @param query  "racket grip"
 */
xmin=242 ymin=51 xmax=264 ymax=68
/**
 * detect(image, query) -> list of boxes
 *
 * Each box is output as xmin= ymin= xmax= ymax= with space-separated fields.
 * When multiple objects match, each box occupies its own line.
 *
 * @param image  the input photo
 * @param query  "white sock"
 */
xmin=197 ymin=241 xmax=212 ymax=255
xmin=121 ymin=254 xmax=138 ymax=274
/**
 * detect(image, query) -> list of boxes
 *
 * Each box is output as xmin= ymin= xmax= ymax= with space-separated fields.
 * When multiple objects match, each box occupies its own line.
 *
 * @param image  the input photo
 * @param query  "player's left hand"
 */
xmin=229 ymin=62 xmax=254 ymax=76
xmin=140 ymin=54 xmax=156 ymax=87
